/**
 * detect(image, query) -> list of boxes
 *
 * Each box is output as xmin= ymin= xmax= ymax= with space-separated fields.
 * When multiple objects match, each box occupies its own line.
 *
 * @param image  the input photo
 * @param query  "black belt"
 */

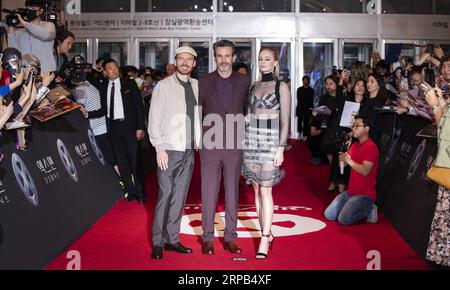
xmin=111 ymin=118 xmax=125 ymax=122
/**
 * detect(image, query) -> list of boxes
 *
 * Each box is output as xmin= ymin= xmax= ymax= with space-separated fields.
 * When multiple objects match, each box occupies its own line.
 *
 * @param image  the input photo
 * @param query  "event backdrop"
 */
xmin=0 ymin=110 xmax=123 ymax=269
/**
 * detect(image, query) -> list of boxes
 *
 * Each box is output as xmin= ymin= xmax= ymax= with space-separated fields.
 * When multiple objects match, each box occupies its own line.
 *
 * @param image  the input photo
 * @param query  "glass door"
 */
xmin=216 ymin=38 xmax=256 ymax=80
xmin=382 ymin=40 xmax=415 ymax=65
xmin=96 ymin=38 xmax=129 ymax=67
xmin=301 ymin=39 xmax=337 ymax=101
xmin=259 ymin=41 xmax=292 ymax=83
xmin=136 ymin=39 xmax=170 ymax=72
xmin=340 ymin=39 xmax=376 ymax=69
xmin=177 ymin=38 xmax=212 ymax=79
xmin=67 ymin=39 xmax=89 ymax=64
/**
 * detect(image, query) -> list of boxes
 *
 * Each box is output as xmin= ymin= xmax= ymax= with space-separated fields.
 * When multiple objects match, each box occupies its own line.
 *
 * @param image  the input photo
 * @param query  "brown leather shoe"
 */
xmin=224 ymin=241 xmax=242 ymax=254
xmin=202 ymin=241 xmax=214 ymax=255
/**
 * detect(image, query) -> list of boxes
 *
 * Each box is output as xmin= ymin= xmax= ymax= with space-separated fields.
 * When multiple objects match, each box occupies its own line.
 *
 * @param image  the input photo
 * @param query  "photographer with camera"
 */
xmin=6 ymin=0 xmax=56 ymax=73
xmin=69 ymin=61 xmax=119 ymax=177
xmin=1 ymin=48 xmax=35 ymax=128
xmin=55 ymin=55 xmax=93 ymax=97
xmin=324 ymin=115 xmax=379 ymax=226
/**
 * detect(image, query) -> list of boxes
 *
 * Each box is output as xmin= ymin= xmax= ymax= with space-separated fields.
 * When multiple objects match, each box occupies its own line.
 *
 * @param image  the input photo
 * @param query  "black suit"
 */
xmin=90 ymin=77 xmax=146 ymax=198
xmin=297 ymin=86 xmax=315 ymax=137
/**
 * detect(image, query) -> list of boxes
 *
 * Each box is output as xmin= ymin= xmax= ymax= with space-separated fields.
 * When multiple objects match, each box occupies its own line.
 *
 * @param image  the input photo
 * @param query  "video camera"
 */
xmin=335 ymin=130 xmax=351 ymax=154
xmin=65 ymin=62 xmax=93 ymax=84
xmin=1 ymin=8 xmax=30 ymax=27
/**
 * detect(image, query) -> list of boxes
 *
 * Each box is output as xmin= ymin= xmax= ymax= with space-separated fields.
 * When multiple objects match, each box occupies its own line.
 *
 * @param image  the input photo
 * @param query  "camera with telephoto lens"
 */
xmin=1 ymin=8 xmax=30 ymax=27
xmin=66 ymin=62 xmax=92 ymax=84
xmin=335 ymin=130 xmax=351 ymax=153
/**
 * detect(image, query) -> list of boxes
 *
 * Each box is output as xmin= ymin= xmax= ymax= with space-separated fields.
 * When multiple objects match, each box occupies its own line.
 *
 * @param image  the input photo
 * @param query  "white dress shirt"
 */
xmin=107 ymin=78 xmax=125 ymax=120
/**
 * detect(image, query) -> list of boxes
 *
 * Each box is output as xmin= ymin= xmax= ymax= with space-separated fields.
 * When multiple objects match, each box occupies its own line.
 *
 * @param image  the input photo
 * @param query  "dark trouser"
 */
xmin=94 ymin=133 xmax=117 ymax=167
xmin=298 ymin=111 xmax=312 ymax=137
xmin=200 ymin=149 xmax=242 ymax=243
xmin=307 ymin=129 xmax=328 ymax=163
xmin=152 ymin=150 xmax=194 ymax=247
xmin=297 ymin=112 xmax=302 ymax=135
xmin=329 ymin=150 xmax=350 ymax=185
xmin=109 ymin=120 xmax=144 ymax=197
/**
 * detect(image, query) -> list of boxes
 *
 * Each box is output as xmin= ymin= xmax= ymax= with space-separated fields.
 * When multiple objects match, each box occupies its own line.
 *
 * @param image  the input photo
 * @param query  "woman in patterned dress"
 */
xmin=242 ymin=48 xmax=291 ymax=259
xmin=425 ymin=56 xmax=450 ymax=267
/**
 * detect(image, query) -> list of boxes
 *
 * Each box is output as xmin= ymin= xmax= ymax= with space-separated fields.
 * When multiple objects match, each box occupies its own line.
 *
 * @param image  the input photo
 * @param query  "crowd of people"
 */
xmin=297 ymin=44 xmax=450 ymax=267
xmin=1 ymin=0 xmax=449 ymax=267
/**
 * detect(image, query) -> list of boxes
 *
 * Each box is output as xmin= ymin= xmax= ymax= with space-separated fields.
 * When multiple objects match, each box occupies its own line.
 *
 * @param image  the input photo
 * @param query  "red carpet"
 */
xmin=46 ymin=140 xmax=429 ymax=270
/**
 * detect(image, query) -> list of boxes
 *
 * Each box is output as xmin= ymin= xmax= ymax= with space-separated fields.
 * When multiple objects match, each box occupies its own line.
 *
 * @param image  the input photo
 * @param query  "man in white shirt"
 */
xmin=98 ymin=59 xmax=146 ymax=203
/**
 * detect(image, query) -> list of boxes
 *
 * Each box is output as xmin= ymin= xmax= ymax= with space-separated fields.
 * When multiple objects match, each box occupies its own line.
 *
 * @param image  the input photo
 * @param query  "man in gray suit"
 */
xmin=199 ymin=40 xmax=251 ymax=255
xmin=148 ymin=46 xmax=201 ymax=259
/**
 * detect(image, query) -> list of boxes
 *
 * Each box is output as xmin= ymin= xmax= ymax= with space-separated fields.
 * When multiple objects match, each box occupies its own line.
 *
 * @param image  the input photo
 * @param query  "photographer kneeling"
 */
xmin=324 ymin=115 xmax=379 ymax=225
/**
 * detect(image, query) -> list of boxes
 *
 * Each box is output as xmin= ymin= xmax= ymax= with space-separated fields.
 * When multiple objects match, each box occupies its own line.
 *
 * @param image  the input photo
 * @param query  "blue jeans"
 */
xmin=324 ymin=191 xmax=374 ymax=225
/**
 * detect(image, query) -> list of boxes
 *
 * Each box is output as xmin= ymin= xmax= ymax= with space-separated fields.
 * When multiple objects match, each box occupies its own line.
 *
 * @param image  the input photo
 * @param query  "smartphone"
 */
xmin=420 ymin=83 xmax=428 ymax=91
xmin=23 ymin=70 xmax=34 ymax=87
xmin=2 ymin=95 xmax=12 ymax=106
xmin=442 ymin=84 xmax=449 ymax=100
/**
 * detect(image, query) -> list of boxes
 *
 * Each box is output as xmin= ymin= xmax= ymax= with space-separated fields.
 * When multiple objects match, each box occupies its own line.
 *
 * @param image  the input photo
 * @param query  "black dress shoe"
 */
xmin=165 ymin=243 xmax=193 ymax=254
xmin=201 ymin=241 xmax=214 ymax=255
xmin=124 ymin=193 xmax=135 ymax=202
xmin=151 ymin=247 xmax=163 ymax=259
xmin=224 ymin=241 xmax=242 ymax=254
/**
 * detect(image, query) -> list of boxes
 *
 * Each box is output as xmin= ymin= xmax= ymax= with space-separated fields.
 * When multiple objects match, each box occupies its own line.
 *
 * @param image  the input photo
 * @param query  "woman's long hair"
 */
xmin=54 ymin=26 xmax=75 ymax=51
xmin=368 ymin=73 xmax=388 ymax=104
xmin=348 ymin=78 xmax=368 ymax=103
xmin=257 ymin=47 xmax=280 ymax=81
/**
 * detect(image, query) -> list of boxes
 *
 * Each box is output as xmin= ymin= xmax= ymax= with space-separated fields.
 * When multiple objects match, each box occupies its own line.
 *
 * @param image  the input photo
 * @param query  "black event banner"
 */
xmin=377 ymin=114 xmax=439 ymax=259
xmin=0 ymin=110 xmax=122 ymax=269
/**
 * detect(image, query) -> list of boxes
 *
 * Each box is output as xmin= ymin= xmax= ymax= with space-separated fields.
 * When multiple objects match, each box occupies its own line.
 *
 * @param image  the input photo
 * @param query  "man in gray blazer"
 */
xmin=199 ymin=40 xmax=251 ymax=255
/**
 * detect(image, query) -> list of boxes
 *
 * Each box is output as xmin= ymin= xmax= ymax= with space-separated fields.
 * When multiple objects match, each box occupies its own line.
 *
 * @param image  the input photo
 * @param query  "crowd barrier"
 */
xmin=0 ymin=110 xmax=123 ymax=269
xmin=377 ymin=113 xmax=439 ymax=259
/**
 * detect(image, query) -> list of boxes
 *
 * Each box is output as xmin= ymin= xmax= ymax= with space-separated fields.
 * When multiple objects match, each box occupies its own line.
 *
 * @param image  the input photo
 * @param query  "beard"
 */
xmin=176 ymin=65 xmax=193 ymax=75
xmin=218 ymin=62 xmax=231 ymax=72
